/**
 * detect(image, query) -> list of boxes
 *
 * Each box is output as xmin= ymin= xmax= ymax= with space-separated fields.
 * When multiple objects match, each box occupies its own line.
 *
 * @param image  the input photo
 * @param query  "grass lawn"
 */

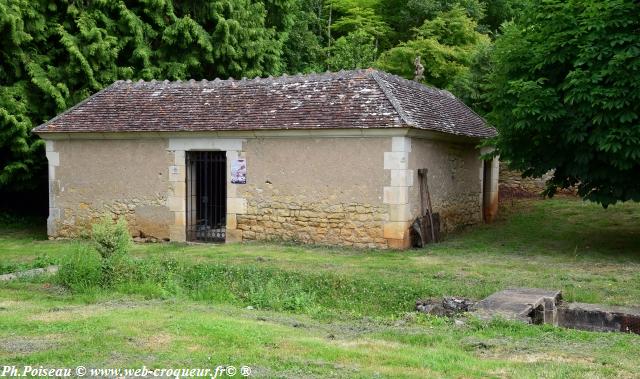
xmin=1 ymin=198 xmax=639 ymax=378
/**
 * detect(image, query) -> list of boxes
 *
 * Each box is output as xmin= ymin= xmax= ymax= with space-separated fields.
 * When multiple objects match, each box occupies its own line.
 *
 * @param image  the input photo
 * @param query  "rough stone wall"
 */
xmin=408 ymin=138 xmax=483 ymax=233
xmin=237 ymin=197 xmax=387 ymax=248
xmin=48 ymin=139 xmax=172 ymax=239
xmin=499 ymin=163 xmax=552 ymax=195
xmin=235 ymin=137 xmax=390 ymax=248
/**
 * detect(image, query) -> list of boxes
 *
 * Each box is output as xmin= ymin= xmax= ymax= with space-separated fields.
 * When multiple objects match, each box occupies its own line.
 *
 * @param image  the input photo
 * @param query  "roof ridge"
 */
xmin=120 ymin=69 xmax=374 ymax=90
xmin=374 ymin=69 xmax=453 ymax=98
xmin=369 ymin=70 xmax=415 ymax=127
xmin=32 ymin=82 xmax=120 ymax=132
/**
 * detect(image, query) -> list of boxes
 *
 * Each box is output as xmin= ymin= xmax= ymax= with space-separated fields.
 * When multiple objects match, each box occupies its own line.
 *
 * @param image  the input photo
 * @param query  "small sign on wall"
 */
xmin=231 ymin=159 xmax=247 ymax=184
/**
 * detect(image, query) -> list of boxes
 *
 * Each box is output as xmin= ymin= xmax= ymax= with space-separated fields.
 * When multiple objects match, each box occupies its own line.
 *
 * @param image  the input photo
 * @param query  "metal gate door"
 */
xmin=186 ymin=151 xmax=226 ymax=242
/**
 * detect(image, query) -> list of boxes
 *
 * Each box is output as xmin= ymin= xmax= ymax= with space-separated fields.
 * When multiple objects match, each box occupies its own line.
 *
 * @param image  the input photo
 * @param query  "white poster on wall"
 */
xmin=231 ymin=159 xmax=247 ymax=184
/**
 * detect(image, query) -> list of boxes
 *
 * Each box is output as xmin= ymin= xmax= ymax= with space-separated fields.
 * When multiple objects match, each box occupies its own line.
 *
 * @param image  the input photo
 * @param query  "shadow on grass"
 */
xmin=431 ymin=197 xmax=640 ymax=262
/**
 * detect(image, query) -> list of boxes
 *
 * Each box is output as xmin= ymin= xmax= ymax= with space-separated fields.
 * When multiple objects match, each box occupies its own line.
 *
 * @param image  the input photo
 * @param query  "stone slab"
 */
xmin=0 ymin=266 xmax=59 ymax=281
xmin=475 ymin=288 xmax=562 ymax=323
xmin=558 ymin=302 xmax=640 ymax=334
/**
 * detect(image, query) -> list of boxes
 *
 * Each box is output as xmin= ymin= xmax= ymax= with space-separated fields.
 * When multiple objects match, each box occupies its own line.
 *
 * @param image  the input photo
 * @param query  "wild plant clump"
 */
xmin=91 ymin=216 xmax=132 ymax=260
xmin=57 ymin=216 xmax=136 ymax=291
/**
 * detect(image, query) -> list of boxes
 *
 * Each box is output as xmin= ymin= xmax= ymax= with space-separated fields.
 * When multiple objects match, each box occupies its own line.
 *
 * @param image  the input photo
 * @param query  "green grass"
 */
xmin=1 ymin=197 xmax=639 ymax=377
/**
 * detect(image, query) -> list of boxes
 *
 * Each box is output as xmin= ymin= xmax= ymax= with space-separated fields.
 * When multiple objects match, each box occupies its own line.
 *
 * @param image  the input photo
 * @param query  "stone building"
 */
xmin=34 ymin=69 xmax=498 ymax=249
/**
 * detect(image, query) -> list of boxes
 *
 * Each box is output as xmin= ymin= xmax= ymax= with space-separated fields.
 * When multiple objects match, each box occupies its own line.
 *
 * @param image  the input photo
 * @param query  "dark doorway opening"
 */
xmin=482 ymin=160 xmax=493 ymax=222
xmin=186 ymin=151 xmax=226 ymax=242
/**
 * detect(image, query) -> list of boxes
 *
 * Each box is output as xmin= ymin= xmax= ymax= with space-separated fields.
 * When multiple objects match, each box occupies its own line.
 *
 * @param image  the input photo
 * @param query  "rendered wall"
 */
xmin=234 ymin=137 xmax=390 ymax=248
xmin=47 ymin=139 xmax=172 ymax=239
xmin=408 ymin=138 xmax=485 ymax=233
xmin=44 ymin=133 xmax=491 ymax=249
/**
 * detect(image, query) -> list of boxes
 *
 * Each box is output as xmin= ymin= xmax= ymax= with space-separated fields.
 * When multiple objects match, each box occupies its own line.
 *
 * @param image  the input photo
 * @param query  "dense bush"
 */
xmin=91 ymin=216 xmax=131 ymax=260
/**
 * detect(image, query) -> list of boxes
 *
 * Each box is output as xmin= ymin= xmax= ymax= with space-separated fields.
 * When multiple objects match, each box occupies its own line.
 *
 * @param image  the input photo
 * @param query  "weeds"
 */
xmin=91 ymin=216 xmax=131 ymax=260
xmin=0 ymin=254 xmax=55 ymax=275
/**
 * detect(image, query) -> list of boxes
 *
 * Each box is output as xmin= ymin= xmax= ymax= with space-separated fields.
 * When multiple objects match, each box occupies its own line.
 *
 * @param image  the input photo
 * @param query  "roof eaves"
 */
xmin=370 ymin=70 xmax=416 ymax=128
xmin=31 ymin=81 xmax=123 ymax=134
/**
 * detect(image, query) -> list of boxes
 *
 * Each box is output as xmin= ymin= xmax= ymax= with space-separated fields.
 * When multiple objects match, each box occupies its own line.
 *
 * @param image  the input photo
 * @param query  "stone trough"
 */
xmin=417 ymin=288 xmax=640 ymax=335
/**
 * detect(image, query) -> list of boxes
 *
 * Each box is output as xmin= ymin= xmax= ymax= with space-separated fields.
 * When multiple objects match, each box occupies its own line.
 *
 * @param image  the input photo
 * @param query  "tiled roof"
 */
xmin=33 ymin=69 xmax=496 ymax=138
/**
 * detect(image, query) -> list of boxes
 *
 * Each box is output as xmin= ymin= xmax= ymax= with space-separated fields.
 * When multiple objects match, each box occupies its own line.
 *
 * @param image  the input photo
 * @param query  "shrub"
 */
xmin=91 ymin=216 xmax=132 ymax=260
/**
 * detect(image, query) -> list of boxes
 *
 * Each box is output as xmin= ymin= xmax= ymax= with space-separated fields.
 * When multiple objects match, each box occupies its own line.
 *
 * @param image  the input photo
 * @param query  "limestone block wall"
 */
xmin=408 ymin=138 xmax=484 ymax=233
xmin=235 ymin=137 xmax=390 ymax=248
xmin=46 ymin=139 xmax=172 ymax=239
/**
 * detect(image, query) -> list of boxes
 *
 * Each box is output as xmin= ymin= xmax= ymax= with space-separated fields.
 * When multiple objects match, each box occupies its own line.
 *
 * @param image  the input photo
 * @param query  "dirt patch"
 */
xmin=334 ymin=339 xmax=404 ymax=351
xmin=0 ymin=300 xmax=23 ymax=308
xmin=135 ymin=333 xmax=174 ymax=351
xmin=29 ymin=299 xmax=147 ymax=322
xmin=0 ymin=334 xmax=63 ymax=354
xmin=495 ymin=352 xmax=596 ymax=365
xmin=30 ymin=305 xmax=110 ymax=322
xmin=185 ymin=344 xmax=206 ymax=353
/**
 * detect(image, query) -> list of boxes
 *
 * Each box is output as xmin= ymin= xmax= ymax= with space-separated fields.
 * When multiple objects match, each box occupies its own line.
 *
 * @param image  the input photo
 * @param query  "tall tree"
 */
xmin=479 ymin=0 xmax=525 ymax=34
xmin=375 ymin=6 xmax=490 ymax=99
xmin=376 ymin=0 xmax=485 ymax=44
xmin=282 ymin=0 xmax=326 ymax=73
xmin=487 ymin=0 xmax=640 ymax=206
xmin=0 ymin=0 xmax=291 ymax=193
xmin=329 ymin=5 xmax=391 ymax=49
xmin=326 ymin=30 xmax=377 ymax=70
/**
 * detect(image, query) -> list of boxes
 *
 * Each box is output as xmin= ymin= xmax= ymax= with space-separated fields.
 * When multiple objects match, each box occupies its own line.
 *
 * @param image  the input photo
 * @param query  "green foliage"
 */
xmin=376 ymin=0 xmax=485 ymax=44
xmin=330 ymin=4 xmax=391 ymax=47
xmin=326 ymin=30 xmax=378 ymax=71
xmin=480 ymin=0 xmax=526 ymax=34
xmin=487 ymin=0 xmax=640 ymax=206
xmin=56 ymin=244 xmax=103 ymax=292
xmin=21 ymin=198 xmax=640 ymax=316
xmin=282 ymin=0 xmax=326 ymax=73
xmin=0 ymin=254 xmax=54 ymax=275
xmin=0 ymin=0 xmax=292 ymax=192
xmin=0 ymin=0 xmax=524 ymax=196
xmin=376 ymin=6 xmax=490 ymax=99
xmin=91 ymin=216 xmax=132 ymax=260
